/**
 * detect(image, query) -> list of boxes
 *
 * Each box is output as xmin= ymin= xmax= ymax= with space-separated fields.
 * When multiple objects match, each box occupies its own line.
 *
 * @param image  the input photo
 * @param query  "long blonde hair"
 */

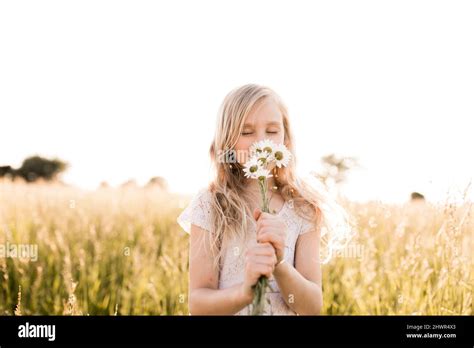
xmin=207 ymin=84 xmax=354 ymax=271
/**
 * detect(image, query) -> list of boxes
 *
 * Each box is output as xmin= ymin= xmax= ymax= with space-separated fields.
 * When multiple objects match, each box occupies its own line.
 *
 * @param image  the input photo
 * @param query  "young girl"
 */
xmin=177 ymin=84 xmax=352 ymax=315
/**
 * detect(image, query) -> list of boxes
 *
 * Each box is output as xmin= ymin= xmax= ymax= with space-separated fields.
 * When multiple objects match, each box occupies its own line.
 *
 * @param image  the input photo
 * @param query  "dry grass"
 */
xmin=323 ymin=198 xmax=473 ymax=315
xmin=0 ymin=180 xmax=472 ymax=315
xmin=0 ymin=180 xmax=189 ymax=315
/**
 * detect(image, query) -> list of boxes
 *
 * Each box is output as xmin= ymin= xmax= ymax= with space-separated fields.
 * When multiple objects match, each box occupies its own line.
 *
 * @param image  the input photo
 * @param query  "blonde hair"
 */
xmin=207 ymin=84 xmax=354 ymax=271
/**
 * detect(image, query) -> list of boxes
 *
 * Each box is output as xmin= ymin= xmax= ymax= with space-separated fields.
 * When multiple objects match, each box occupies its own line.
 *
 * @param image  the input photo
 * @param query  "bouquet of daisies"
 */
xmin=243 ymin=139 xmax=292 ymax=315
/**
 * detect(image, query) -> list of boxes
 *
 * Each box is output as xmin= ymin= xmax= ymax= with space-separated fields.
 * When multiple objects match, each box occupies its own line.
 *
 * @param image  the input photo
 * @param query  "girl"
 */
xmin=177 ymin=84 xmax=353 ymax=315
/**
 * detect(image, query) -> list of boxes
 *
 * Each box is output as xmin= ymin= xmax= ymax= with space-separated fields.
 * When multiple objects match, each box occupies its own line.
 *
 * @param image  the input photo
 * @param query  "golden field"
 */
xmin=0 ymin=180 xmax=472 ymax=315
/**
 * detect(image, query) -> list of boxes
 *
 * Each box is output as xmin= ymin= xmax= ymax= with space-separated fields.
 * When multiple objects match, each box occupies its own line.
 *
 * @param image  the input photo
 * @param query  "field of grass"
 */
xmin=0 ymin=180 xmax=472 ymax=315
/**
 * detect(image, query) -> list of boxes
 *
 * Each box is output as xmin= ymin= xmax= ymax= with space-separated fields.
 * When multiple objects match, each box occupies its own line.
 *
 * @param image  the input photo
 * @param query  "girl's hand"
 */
xmin=254 ymin=208 xmax=288 ymax=264
xmin=241 ymin=242 xmax=278 ymax=298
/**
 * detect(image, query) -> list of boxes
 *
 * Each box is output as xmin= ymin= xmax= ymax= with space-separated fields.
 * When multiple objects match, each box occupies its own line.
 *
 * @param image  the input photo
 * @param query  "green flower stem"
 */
xmin=251 ymin=178 xmax=271 ymax=315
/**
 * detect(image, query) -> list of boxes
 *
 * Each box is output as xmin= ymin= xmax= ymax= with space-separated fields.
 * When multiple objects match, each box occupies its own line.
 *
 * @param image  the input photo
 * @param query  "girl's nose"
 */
xmin=256 ymin=132 xmax=267 ymax=142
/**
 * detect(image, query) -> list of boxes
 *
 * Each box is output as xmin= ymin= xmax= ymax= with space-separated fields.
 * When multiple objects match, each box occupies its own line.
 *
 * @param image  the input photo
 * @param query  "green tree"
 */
xmin=314 ymin=153 xmax=358 ymax=188
xmin=146 ymin=176 xmax=168 ymax=190
xmin=16 ymin=156 xmax=68 ymax=182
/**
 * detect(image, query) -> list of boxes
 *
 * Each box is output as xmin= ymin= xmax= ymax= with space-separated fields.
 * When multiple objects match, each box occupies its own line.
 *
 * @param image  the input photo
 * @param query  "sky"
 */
xmin=1 ymin=0 xmax=473 ymax=203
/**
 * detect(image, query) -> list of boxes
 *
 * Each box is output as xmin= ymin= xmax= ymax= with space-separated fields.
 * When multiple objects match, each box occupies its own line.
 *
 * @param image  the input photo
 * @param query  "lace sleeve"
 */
xmin=177 ymin=188 xmax=213 ymax=234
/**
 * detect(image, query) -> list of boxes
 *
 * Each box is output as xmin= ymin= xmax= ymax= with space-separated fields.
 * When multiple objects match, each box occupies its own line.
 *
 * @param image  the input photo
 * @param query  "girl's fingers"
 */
xmin=257 ymin=234 xmax=284 ymax=255
xmin=254 ymin=263 xmax=274 ymax=278
xmin=257 ymin=215 xmax=284 ymax=228
xmin=256 ymin=218 xmax=279 ymax=229
xmin=250 ymin=255 xmax=277 ymax=266
xmin=257 ymin=232 xmax=278 ymax=245
xmin=256 ymin=221 xmax=284 ymax=237
xmin=253 ymin=208 xmax=262 ymax=221
xmin=250 ymin=242 xmax=272 ymax=249
xmin=254 ymin=210 xmax=273 ymax=222
xmin=258 ymin=212 xmax=274 ymax=221
xmin=256 ymin=224 xmax=276 ymax=237
xmin=247 ymin=243 xmax=275 ymax=256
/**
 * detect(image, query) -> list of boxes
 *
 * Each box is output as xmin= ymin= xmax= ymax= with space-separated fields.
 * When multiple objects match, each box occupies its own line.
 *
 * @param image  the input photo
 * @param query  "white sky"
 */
xmin=1 ymin=0 xmax=473 ymax=203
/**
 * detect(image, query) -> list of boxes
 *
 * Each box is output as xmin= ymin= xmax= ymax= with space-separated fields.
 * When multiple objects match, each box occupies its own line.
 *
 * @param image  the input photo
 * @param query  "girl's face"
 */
xmin=234 ymin=98 xmax=285 ymax=165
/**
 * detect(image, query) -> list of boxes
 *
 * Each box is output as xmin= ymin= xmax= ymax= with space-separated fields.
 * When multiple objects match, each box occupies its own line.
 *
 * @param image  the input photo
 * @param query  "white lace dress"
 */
xmin=177 ymin=187 xmax=315 ymax=315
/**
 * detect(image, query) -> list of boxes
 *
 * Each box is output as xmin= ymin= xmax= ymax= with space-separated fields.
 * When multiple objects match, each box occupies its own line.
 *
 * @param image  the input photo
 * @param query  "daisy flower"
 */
xmin=250 ymin=139 xmax=276 ymax=157
xmin=243 ymin=157 xmax=262 ymax=179
xmin=273 ymin=143 xmax=292 ymax=168
xmin=253 ymin=167 xmax=272 ymax=181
